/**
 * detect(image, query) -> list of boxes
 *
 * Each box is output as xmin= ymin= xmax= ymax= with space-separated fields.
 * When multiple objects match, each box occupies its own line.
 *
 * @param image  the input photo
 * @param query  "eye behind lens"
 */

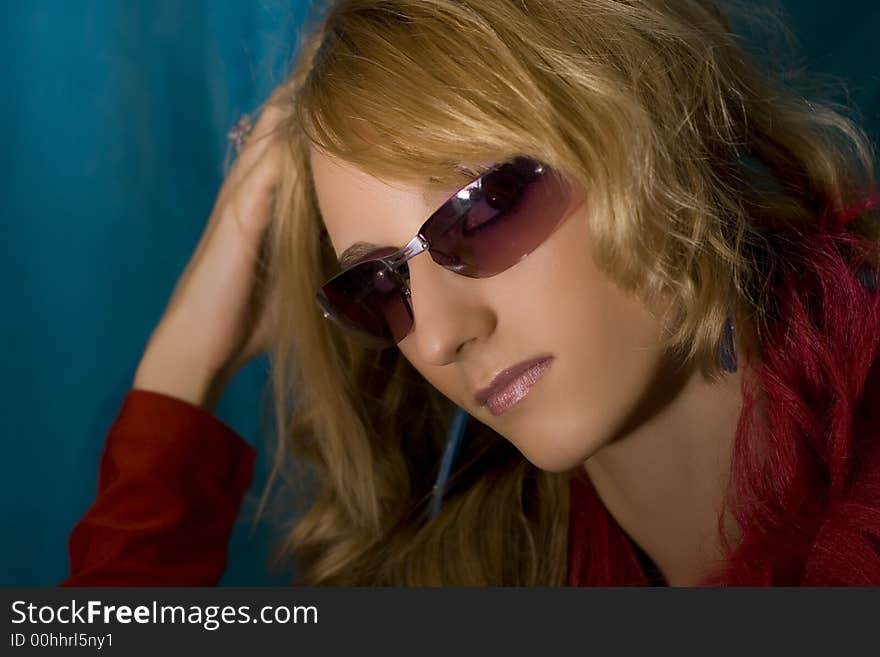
xmin=482 ymin=170 xmax=526 ymax=211
xmin=461 ymin=166 xmax=535 ymax=233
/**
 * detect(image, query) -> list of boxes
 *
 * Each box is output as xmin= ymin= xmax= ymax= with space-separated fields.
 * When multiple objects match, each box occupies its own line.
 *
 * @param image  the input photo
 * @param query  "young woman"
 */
xmin=62 ymin=0 xmax=880 ymax=586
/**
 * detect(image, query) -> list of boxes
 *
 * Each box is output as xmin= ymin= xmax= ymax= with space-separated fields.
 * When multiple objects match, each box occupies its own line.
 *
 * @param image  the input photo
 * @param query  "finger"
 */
xmin=194 ymin=88 xmax=291 ymax=269
xmin=222 ymin=119 xmax=281 ymax=192
xmin=224 ymin=92 xmax=290 ymax=187
xmin=234 ymin=107 xmax=285 ymax=172
xmin=180 ymin=142 xmax=280 ymax=289
xmin=215 ymin=111 xmax=286 ymax=216
xmin=224 ymin=140 xmax=286 ymax=252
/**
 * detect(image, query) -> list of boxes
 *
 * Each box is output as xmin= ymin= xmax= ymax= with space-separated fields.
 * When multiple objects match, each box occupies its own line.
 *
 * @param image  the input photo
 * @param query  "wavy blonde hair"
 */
xmin=252 ymin=0 xmax=878 ymax=585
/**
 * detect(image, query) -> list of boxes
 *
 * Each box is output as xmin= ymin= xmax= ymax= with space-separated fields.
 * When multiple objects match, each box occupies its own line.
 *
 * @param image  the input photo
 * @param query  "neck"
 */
xmin=583 ymin=362 xmax=744 ymax=586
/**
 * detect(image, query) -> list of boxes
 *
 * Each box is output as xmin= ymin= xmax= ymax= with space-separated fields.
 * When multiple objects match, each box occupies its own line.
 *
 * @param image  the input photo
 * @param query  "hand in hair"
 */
xmin=133 ymin=87 xmax=290 ymax=411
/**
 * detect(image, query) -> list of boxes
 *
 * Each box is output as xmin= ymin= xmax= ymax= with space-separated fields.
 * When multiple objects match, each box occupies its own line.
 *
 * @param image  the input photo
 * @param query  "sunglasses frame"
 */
xmin=315 ymin=157 xmax=553 ymax=346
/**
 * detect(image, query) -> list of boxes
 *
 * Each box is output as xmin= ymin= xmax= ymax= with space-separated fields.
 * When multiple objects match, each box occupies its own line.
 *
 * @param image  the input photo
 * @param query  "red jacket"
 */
xmin=59 ymin=389 xmax=659 ymax=586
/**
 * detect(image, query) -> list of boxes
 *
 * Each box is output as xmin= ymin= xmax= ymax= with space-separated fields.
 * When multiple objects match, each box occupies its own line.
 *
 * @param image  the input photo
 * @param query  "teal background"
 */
xmin=1 ymin=1 xmax=878 ymax=585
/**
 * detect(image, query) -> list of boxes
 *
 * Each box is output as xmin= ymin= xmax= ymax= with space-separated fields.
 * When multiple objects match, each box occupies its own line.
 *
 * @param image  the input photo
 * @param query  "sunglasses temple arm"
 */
xmin=428 ymin=406 xmax=469 ymax=519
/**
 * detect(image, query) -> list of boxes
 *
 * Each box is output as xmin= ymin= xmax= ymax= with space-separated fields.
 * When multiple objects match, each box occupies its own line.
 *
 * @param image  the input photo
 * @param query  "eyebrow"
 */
xmin=338 ymin=241 xmax=387 ymax=268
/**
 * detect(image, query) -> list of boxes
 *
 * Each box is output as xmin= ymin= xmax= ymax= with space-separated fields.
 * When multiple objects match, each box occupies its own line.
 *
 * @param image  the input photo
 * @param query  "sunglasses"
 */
xmin=315 ymin=156 xmax=573 ymax=349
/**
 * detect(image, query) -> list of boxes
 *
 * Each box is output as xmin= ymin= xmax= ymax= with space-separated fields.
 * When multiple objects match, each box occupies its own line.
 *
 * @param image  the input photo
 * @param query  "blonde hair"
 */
xmin=253 ymin=0 xmax=879 ymax=584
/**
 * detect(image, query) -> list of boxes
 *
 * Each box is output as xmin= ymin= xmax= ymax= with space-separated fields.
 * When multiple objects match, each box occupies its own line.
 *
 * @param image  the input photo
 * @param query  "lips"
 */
xmin=474 ymin=355 xmax=554 ymax=408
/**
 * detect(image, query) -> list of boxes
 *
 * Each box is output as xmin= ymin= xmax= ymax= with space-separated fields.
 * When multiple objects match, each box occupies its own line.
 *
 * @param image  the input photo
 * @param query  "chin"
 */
xmin=523 ymin=455 xmax=582 ymax=474
xmin=508 ymin=425 xmax=603 ymax=473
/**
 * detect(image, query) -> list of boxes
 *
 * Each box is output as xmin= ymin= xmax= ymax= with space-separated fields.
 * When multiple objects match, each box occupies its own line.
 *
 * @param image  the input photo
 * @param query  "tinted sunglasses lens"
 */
xmin=425 ymin=157 xmax=572 ymax=277
xmin=318 ymin=260 xmax=412 ymax=348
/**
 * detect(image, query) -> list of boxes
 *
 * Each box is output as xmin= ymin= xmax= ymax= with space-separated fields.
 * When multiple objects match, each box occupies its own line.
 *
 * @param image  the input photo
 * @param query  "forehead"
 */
xmin=309 ymin=146 xmax=444 ymax=254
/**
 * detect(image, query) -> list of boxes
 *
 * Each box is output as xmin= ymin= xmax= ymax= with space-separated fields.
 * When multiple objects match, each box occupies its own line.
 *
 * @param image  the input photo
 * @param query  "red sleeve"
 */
xmin=59 ymin=389 xmax=257 ymax=586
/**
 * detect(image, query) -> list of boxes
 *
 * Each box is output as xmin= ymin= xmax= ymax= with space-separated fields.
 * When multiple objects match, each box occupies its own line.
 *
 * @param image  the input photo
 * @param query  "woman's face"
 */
xmin=310 ymin=146 xmax=670 ymax=472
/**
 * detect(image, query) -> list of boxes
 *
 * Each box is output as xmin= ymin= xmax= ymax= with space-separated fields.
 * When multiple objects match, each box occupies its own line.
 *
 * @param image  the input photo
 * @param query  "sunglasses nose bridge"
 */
xmin=377 ymin=234 xmax=429 ymax=326
xmin=384 ymin=234 xmax=430 ymax=270
xmin=381 ymin=233 xmax=432 ymax=297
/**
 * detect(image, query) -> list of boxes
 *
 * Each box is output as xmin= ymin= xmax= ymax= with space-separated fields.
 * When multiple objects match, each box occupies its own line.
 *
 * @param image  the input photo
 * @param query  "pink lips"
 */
xmin=474 ymin=356 xmax=553 ymax=416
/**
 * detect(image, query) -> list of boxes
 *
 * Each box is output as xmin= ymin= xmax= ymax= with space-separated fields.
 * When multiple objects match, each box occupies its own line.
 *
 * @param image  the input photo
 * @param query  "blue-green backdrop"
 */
xmin=1 ymin=1 xmax=878 ymax=585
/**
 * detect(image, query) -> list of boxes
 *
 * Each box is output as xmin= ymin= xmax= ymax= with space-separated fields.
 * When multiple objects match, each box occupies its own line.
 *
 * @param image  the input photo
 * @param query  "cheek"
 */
xmin=523 ymin=287 xmax=663 ymax=469
xmin=487 ymin=219 xmax=666 ymax=470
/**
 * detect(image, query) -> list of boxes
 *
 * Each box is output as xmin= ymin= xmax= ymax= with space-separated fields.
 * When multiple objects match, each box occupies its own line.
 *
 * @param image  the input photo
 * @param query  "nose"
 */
xmin=401 ymin=253 xmax=497 ymax=365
